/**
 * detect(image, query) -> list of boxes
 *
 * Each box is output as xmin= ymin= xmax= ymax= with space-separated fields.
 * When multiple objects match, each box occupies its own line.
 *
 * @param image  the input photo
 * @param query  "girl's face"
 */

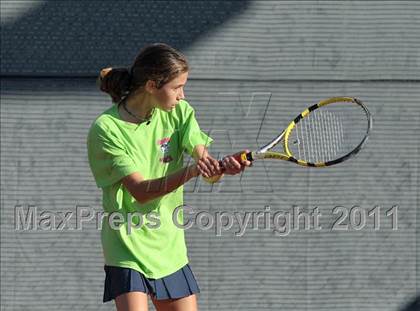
xmin=152 ymin=71 xmax=188 ymax=111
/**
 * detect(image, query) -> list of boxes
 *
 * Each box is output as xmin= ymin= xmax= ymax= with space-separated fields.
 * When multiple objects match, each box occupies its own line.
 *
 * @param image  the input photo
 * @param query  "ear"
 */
xmin=144 ymin=80 xmax=157 ymax=94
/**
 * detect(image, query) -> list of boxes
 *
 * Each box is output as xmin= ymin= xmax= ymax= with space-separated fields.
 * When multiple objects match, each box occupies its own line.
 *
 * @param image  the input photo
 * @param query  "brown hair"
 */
xmin=98 ymin=43 xmax=189 ymax=103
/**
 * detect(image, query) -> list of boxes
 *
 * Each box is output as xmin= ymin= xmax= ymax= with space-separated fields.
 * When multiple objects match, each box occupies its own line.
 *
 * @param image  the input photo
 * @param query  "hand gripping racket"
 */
xmin=225 ymin=97 xmax=373 ymax=168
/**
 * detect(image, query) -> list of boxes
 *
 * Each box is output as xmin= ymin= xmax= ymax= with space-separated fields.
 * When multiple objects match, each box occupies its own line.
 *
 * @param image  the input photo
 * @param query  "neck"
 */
xmin=125 ymin=91 xmax=155 ymax=119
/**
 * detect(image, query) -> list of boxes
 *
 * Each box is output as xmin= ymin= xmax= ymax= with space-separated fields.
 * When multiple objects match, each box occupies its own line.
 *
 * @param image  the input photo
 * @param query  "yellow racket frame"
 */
xmin=245 ymin=97 xmax=372 ymax=167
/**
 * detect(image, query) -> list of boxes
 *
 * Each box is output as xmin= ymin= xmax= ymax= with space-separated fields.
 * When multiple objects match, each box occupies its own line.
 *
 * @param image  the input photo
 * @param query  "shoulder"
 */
xmin=172 ymin=100 xmax=196 ymax=121
xmin=177 ymin=99 xmax=192 ymax=109
xmin=88 ymin=105 xmax=120 ymax=139
xmin=157 ymin=99 xmax=195 ymax=129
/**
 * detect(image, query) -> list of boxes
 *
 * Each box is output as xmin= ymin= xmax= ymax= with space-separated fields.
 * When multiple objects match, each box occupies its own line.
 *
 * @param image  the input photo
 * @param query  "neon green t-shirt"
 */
xmin=87 ymin=99 xmax=212 ymax=279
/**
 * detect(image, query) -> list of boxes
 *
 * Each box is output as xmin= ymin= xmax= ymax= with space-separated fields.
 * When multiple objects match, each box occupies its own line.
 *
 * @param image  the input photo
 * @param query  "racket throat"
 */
xmin=258 ymin=131 xmax=285 ymax=154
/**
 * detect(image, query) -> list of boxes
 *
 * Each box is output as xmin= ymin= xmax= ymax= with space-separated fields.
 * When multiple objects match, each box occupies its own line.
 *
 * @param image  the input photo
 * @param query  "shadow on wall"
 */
xmin=1 ymin=0 xmax=250 ymax=76
xmin=399 ymin=295 xmax=420 ymax=311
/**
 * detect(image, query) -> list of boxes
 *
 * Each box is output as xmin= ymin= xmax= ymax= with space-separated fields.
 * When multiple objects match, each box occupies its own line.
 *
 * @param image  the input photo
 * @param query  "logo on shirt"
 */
xmin=157 ymin=137 xmax=173 ymax=163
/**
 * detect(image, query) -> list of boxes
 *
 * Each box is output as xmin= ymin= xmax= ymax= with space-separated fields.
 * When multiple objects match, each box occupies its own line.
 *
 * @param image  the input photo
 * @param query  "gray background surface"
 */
xmin=1 ymin=1 xmax=419 ymax=310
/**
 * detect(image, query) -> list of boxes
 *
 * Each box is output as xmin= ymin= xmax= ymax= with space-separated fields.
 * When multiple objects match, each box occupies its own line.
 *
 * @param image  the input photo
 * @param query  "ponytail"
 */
xmin=97 ymin=67 xmax=131 ymax=103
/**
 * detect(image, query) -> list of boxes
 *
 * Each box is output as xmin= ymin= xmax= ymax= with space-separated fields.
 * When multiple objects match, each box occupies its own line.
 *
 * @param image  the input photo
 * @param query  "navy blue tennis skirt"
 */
xmin=103 ymin=264 xmax=200 ymax=302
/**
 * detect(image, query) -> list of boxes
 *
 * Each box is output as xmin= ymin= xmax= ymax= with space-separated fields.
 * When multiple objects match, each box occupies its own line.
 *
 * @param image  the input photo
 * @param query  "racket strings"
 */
xmin=260 ymin=98 xmax=371 ymax=166
xmin=317 ymin=110 xmax=343 ymax=162
xmin=292 ymin=109 xmax=346 ymax=163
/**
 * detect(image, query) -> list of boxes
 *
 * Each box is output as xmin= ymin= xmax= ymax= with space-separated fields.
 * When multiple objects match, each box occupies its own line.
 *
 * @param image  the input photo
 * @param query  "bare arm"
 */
xmin=122 ymin=164 xmax=199 ymax=205
xmin=122 ymin=145 xmax=250 ymax=204
xmin=122 ymin=145 xmax=222 ymax=205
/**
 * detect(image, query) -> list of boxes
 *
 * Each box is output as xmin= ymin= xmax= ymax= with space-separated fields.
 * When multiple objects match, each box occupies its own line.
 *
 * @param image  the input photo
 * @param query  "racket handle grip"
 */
xmin=233 ymin=151 xmax=253 ymax=163
xmin=218 ymin=151 xmax=253 ymax=171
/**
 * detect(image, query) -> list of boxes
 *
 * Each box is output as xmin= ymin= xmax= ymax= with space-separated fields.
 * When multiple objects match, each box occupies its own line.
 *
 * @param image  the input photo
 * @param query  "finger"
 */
xmin=206 ymin=157 xmax=220 ymax=173
xmin=221 ymin=158 xmax=231 ymax=171
xmin=243 ymin=160 xmax=252 ymax=167
xmin=223 ymin=159 xmax=241 ymax=175
xmin=212 ymin=160 xmax=224 ymax=175
xmin=198 ymin=160 xmax=211 ymax=177
xmin=217 ymin=159 xmax=226 ymax=172
xmin=222 ymin=158 xmax=237 ymax=172
xmin=210 ymin=157 xmax=222 ymax=170
xmin=198 ymin=169 xmax=209 ymax=178
xmin=202 ymin=157 xmax=217 ymax=173
xmin=226 ymin=156 xmax=242 ymax=170
xmin=195 ymin=164 xmax=207 ymax=177
xmin=205 ymin=157 xmax=223 ymax=175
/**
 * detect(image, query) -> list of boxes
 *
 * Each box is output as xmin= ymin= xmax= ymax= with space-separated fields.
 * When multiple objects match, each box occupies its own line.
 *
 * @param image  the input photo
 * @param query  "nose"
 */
xmin=177 ymin=88 xmax=185 ymax=100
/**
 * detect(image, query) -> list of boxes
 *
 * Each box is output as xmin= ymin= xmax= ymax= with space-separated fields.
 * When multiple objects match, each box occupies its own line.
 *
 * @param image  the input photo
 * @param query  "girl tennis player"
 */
xmin=87 ymin=43 xmax=250 ymax=311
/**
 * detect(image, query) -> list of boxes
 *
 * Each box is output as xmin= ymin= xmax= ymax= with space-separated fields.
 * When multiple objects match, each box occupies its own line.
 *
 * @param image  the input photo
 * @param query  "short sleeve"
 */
xmin=180 ymin=101 xmax=213 ymax=156
xmin=87 ymin=123 xmax=139 ymax=188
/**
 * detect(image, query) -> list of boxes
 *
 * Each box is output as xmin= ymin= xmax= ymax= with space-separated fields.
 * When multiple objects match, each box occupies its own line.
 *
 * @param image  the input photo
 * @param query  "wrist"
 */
xmin=187 ymin=164 xmax=200 ymax=178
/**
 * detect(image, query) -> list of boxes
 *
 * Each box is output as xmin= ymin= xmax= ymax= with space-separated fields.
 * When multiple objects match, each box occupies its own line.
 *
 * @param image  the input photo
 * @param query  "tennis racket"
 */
xmin=225 ymin=97 xmax=372 ymax=168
